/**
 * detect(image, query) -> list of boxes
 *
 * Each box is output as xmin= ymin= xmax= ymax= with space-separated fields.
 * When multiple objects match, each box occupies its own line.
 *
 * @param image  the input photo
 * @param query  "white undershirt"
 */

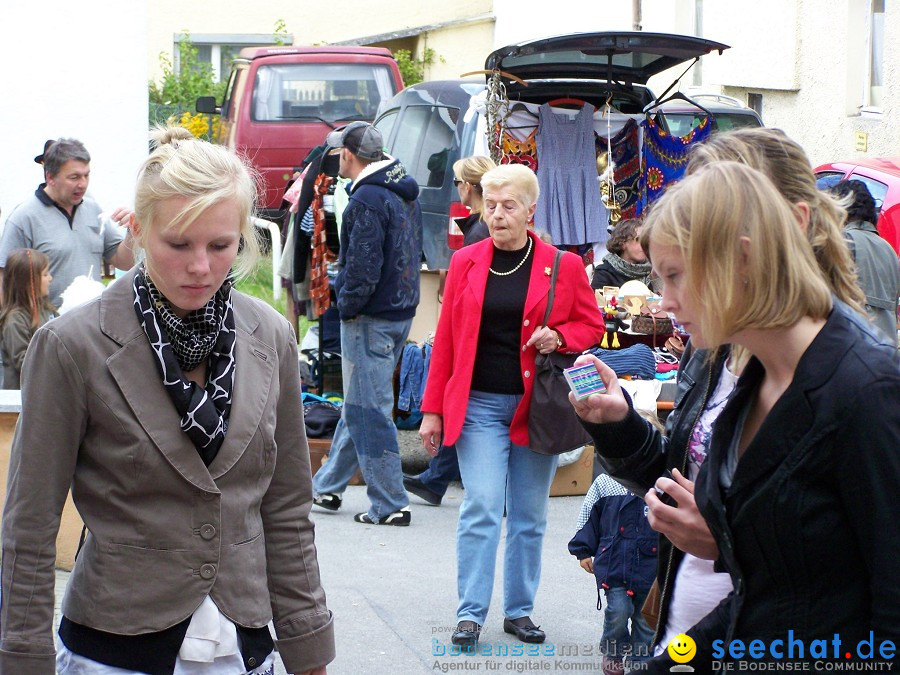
xmin=655 ymin=363 xmax=739 ymax=654
xmin=56 ymin=596 xmax=274 ymax=674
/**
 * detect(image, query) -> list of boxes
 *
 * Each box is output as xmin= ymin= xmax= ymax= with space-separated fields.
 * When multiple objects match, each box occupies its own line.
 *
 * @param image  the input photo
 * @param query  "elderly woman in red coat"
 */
xmin=420 ymin=164 xmax=603 ymax=652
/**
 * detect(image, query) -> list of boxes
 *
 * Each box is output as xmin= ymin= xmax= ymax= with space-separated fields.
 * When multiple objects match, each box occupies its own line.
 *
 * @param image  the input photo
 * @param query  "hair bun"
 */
xmin=149 ymin=125 xmax=195 ymax=149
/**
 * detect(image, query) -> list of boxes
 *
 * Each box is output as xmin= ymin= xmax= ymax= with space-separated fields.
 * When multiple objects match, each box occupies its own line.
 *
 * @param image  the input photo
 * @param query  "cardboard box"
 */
xmin=308 ymin=437 xmax=364 ymax=485
xmin=550 ymin=445 xmax=594 ymax=497
xmin=0 ymin=410 xmax=85 ymax=571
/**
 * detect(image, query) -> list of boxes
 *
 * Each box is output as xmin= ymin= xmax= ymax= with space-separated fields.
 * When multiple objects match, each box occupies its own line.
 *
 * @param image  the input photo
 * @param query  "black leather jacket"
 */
xmin=637 ymin=303 xmax=900 ymax=672
xmin=583 ymin=342 xmax=730 ymax=646
xmin=680 ymin=306 xmax=900 ymax=669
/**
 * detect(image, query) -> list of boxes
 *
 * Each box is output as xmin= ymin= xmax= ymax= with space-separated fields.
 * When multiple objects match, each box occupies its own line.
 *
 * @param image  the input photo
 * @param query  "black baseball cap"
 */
xmin=34 ymin=139 xmax=55 ymax=165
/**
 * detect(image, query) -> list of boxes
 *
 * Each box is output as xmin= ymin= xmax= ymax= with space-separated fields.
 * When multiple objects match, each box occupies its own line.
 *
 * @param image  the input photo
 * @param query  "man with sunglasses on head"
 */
xmin=0 ymin=138 xmax=134 ymax=308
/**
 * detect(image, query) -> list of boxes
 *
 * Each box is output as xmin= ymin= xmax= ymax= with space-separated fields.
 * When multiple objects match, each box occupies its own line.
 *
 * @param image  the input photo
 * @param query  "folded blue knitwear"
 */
xmin=586 ymin=343 xmax=657 ymax=379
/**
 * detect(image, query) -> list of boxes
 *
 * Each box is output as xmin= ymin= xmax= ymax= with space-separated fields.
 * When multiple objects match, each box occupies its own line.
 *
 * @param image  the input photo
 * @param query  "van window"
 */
xmin=814 ymin=172 xmax=846 ymax=191
xmin=221 ymin=68 xmax=240 ymax=119
xmin=662 ymin=111 xmax=761 ymax=137
xmin=374 ymin=109 xmax=399 ymax=146
xmin=251 ymin=63 xmax=397 ymax=123
xmin=847 ymin=174 xmax=888 ymax=212
xmin=391 ymin=106 xmax=458 ymax=188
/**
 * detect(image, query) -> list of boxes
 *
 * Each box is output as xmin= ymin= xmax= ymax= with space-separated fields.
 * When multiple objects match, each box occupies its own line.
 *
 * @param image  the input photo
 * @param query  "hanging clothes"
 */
xmin=534 ymin=103 xmax=605 ymax=246
xmin=309 ymin=172 xmax=336 ymax=317
xmin=495 ymin=124 xmax=539 ymax=172
xmin=636 ymin=116 xmax=712 ymax=216
xmin=606 ymin=118 xmax=641 ymax=220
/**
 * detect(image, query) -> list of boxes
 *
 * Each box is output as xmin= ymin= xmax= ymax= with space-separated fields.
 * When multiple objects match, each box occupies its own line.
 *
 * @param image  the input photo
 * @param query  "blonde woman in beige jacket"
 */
xmin=0 ymin=128 xmax=334 ymax=674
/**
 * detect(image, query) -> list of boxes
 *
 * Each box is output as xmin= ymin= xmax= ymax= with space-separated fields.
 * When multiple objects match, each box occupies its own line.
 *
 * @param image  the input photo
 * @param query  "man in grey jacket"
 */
xmin=829 ymin=179 xmax=900 ymax=346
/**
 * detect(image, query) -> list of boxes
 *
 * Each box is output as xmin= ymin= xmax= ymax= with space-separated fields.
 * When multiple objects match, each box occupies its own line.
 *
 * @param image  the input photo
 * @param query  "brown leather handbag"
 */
xmin=528 ymin=251 xmax=593 ymax=456
xmin=641 ymin=578 xmax=662 ymax=630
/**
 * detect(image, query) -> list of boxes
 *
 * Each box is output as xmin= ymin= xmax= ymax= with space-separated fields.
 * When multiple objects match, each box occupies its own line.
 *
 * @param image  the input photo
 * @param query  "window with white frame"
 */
xmin=863 ymin=0 xmax=884 ymax=111
xmin=175 ymin=34 xmax=294 ymax=82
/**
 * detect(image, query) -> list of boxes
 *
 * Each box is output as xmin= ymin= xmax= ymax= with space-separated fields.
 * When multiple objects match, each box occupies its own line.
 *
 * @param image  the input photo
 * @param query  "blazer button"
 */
xmin=523 ymin=370 xmax=531 ymax=378
xmin=248 ymin=657 xmax=258 ymax=667
xmin=200 ymin=524 xmax=216 ymax=540
xmin=523 ymin=319 xmax=530 ymax=326
xmin=200 ymin=564 xmax=216 ymax=580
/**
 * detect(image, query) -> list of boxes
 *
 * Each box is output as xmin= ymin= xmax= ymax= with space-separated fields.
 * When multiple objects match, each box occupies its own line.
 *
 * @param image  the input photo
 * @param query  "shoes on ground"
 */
xmin=451 ymin=620 xmax=481 ymax=653
xmin=353 ymin=507 xmax=411 ymax=526
xmin=403 ymin=474 xmax=443 ymax=506
xmin=602 ymin=655 xmax=625 ymax=675
xmin=503 ymin=616 xmax=546 ymax=643
xmin=312 ymin=493 xmax=342 ymax=511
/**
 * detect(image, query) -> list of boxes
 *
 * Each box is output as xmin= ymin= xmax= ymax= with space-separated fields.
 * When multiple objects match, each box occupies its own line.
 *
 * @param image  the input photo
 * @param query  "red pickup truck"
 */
xmin=198 ymin=46 xmax=403 ymax=219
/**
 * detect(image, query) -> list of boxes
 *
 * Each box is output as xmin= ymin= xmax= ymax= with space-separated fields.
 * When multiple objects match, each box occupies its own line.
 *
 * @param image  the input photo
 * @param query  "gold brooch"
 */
xmin=544 ymin=267 xmax=551 ymax=276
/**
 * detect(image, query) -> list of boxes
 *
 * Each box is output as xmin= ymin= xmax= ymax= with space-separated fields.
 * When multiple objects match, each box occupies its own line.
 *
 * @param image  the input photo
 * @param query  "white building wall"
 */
xmin=421 ymin=20 xmax=497 ymax=81
xmin=0 ymin=1 xmax=148 ymax=231
xmin=147 ymin=0 xmax=493 ymax=81
xmin=703 ymin=0 xmax=899 ymax=165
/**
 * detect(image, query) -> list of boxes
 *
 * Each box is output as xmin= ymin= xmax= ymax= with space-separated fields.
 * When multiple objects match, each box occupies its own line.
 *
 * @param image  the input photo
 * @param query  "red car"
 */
xmin=814 ymin=157 xmax=900 ymax=254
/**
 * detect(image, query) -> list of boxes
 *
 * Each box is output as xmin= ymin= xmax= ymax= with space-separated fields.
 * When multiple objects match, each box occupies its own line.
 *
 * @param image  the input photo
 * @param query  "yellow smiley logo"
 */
xmin=667 ymin=633 xmax=697 ymax=663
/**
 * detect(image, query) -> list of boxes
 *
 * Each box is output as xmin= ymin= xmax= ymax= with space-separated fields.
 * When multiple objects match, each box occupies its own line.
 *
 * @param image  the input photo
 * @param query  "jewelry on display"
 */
xmin=489 ymin=237 xmax=533 ymax=276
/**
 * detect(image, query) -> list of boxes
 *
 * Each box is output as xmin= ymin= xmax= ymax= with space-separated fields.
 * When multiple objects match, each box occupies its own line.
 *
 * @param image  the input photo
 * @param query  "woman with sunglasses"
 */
xmin=452 ymin=155 xmax=496 ymax=247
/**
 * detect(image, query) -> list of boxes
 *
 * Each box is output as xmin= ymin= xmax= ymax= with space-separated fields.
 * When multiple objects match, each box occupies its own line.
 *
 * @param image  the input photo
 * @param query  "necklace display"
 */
xmin=489 ymin=236 xmax=533 ymax=276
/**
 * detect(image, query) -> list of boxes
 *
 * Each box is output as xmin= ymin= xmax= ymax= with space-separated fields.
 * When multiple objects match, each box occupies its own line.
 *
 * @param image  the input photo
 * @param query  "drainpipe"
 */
xmin=633 ymin=0 xmax=642 ymax=31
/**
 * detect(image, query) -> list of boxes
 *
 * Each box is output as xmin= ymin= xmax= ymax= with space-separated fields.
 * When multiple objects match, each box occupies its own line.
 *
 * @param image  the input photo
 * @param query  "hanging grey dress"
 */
xmin=534 ymin=103 xmax=605 ymax=246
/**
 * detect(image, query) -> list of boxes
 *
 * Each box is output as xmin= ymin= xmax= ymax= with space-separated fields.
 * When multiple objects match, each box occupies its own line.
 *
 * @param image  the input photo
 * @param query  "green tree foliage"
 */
xmin=149 ymin=32 xmax=227 ymax=109
xmin=393 ymin=48 xmax=441 ymax=86
xmin=273 ymin=19 xmax=289 ymax=46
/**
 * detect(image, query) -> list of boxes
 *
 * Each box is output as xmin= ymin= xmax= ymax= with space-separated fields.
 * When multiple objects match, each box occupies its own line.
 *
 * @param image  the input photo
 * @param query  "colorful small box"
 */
xmin=563 ymin=363 xmax=607 ymax=400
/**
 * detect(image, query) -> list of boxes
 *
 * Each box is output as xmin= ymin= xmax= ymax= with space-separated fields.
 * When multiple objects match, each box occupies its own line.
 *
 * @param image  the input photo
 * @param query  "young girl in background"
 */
xmin=0 ymin=248 xmax=56 ymax=389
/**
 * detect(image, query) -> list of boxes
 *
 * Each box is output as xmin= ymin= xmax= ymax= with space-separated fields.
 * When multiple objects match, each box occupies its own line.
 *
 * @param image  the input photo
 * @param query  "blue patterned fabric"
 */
xmin=636 ymin=116 xmax=712 ymax=216
xmin=603 ymin=118 xmax=641 ymax=219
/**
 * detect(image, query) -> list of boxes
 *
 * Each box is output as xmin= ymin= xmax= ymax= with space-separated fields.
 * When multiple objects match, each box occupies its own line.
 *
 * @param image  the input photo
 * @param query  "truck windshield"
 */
xmin=251 ymin=63 xmax=397 ymax=123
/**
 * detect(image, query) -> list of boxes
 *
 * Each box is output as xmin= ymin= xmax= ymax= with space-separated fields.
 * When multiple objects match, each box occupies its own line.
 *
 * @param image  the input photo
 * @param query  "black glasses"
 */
xmin=453 ymin=179 xmax=464 ymax=186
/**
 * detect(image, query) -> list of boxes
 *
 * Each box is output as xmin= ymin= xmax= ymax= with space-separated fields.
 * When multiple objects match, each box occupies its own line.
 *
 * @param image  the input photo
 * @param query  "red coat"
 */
xmin=422 ymin=231 xmax=604 ymax=446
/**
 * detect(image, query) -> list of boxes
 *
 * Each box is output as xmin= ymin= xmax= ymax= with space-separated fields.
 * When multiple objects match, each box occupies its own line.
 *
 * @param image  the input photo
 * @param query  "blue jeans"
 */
xmin=312 ymin=315 xmax=411 ymax=519
xmin=416 ymin=443 xmax=461 ymax=496
xmin=455 ymin=391 xmax=558 ymax=625
xmin=601 ymin=586 xmax=653 ymax=665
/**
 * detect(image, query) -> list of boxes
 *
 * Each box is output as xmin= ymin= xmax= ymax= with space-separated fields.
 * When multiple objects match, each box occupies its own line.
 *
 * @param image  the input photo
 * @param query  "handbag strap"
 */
xmin=540 ymin=249 xmax=564 ymax=328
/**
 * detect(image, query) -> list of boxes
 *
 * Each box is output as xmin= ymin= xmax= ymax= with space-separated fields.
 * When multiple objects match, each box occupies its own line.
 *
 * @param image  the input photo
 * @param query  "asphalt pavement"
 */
xmin=52 ymin=447 xmax=606 ymax=674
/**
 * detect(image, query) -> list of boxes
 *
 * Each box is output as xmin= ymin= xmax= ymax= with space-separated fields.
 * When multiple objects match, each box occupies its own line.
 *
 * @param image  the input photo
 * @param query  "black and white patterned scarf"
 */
xmin=133 ymin=268 xmax=236 ymax=466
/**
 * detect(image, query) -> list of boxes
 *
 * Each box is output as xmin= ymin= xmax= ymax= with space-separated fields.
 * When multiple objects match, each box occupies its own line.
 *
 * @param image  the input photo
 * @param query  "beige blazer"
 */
xmin=0 ymin=270 xmax=335 ymax=674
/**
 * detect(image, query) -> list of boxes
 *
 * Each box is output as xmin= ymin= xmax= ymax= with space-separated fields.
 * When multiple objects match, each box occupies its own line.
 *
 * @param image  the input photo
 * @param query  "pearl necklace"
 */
xmin=489 ymin=237 xmax=533 ymax=276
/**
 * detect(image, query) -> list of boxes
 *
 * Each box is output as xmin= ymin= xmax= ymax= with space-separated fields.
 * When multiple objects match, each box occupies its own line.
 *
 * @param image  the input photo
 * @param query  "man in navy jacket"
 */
xmin=312 ymin=122 xmax=423 ymax=526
